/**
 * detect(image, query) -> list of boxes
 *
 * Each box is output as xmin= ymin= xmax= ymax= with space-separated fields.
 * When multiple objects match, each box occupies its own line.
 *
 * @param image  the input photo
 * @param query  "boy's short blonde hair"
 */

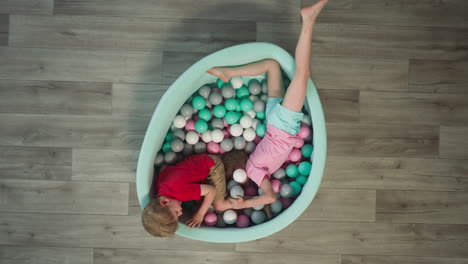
xmin=141 ymin=196 xmax=178 ymax=237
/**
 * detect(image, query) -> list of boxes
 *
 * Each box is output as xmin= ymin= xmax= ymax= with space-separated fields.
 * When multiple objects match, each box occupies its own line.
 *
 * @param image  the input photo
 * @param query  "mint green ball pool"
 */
xmin=136 ymin=42 xmax=327 ymax=243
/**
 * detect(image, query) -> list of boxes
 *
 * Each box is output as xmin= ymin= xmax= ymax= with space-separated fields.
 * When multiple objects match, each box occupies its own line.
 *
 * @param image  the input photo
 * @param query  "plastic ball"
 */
xmin=227 ymin=180 xmax=239 ymax=190
xmin=271 ymin=179 xmax=281 ymax=193
xmin=249 ymin=95 xmax=259 ymax=102
xmin=213 ymin=105 xmax=226 ymax=118
xmin=256 ymin=123 xmax=266 ymax=137
xmin=162 ymin=142 xmax=171 ymax=153
xmin=204 ymin=212 xmax=217 ymax=227
xmin=242 ymin=128 xmax=255 ymax=142
xmin=243 ymin=207 xmax=254 ymax=217
xmin=288 ymin=148 xmax=302 ymax=162
xmin=298 ymin=161 xmax=312 ymax=176
xmin=280 ymin=184 xmax=293 ymax=198
xmin=256 ymin=111 xmax=265 ymax=120
xmin=271 ymin=200 xmax=283 ymax=214
xmin=185 ymin=120 xmax=195 ymax=131
xmin=254 ymin=135 xmax=262 ymax=144
xmin=290 ymin=181 xmax=302 ymax=196
xmin=236 ymin=86 xmax=250 ymax=99
xmin=253 ymin=202 xmax=264 ymax=211
xmin=261 ymin=80 xmax=268 ymax=93
xmin=233 ymin=169 xmax=247 ymax=183
xmin=193 ymin=142 xmax=206 ymax=154
xmin=248 ymin=79 xmax=262 ymax=95
xmin=251 ymin=119 xmax=260 ymax=130
xmin=201 ymin=131 xmax=212 ymax=143
xmin=199 ymin=85 xmax=211 ymax=99
xmin=230 ymin=76 xmax=243 ymax=89
xmin=211 ymin=129 xmax=224 ymax=143
xmin=216 ymin=78 xmax=227 ymax=89
xmin=286 ymin=164 xmax=299 ymax=178
xmin=216 ymin=216 xmax=226 ymax=228
xmin=258 ymin=188 xmax=264 ymax=195
xmin=260 ymin=94 xmax=268 ymax=102
xmin=207 ymin=142 xmax=220 ymax=154
xmin=209 ymin=92 xmax=223 ymax=105
xmin=222 ymin=129 xmax=230 ymax=138
xmin=165 ymin=133 xmax=173 ymax=142
xmin=251 ymin=210 xmax=266 ymax=225
xmin=295 ymin=138 xmax=305 ymax=148
xmin=182 ymin=143 xmax=193 ymax=156
xmin=273 ymin=168 xmax=286 ymax=179
xmin=221 ymin=84 xmax=235 ymax=98
xmin=240 ymin=115 xmax=253 ymax=128
xmin=233 ymin=137 xmax=247 ymax=150
xmin=223 ymin=210 xmax=237 ymax=225
xmin=225 ymin=111 xmax=240 ymax=125
xmin=296 ymin=175 xmax=308 ymax=186
xmin=245 ymin=141 xmax=256 ymax=154
xmin=155 ymin=153 xmax=164 ymax=166
xmin=246 ymin=110 xmax=256 ymax=119
xmin=301 ymin=115 xmax=312 ymax=126
xmin=229 ymin=124 xmax=243 ymax=137
xmin=211 ymin=118 xmax=225 ymax=129
xmin=253 ymin=100 xmax=265 ymax=112
xmin=180 ymin=104 xmax=194 ymax=118
xmin=301 ymin=144 xmax=314 ymax=158
xmin=280 ymin=197 xmax=293 ymax=209
xmin=205 ymin=99 xmax=212 ymax=109
xmin=170 ymin=139 xmax=184 ymax=152
xmin=195 ymin=120 xmax=208 ymax=133
xmin=198 ymin=109 xmax=212 ymax=122
xmin=173 ymin=115 xmax=187 ymax=128
xmin=172 ymin=129 xmax=185 ymax=141
xmin=236 ymin=215 xmax=250 ymax=228
xmin=164 ymin=151 xmax=177 ymax=164
xmin=220 ymin=138 xmax=234 ymax=152
xmin=240 ymin=98 xmax=253 ymax=112
xmin=244 ymin=185 xmax=257 ymax=196
xmin=230 ymin=185 xmax=244 ymax=198
xmin=224 ymin=98 xmax=238 ymax=111
xmin=192 ymin=95 xmax=206 ymax=110
xmin=298 ymin=125 xmax=311 ymax=139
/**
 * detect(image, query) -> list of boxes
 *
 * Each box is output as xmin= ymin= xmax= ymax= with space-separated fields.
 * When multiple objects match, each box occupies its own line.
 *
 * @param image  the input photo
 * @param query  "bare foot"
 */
xmin=300 ymin=0 xmax=328 ymax=24
xmin=207 ymin=67 xmax=231 ymax=82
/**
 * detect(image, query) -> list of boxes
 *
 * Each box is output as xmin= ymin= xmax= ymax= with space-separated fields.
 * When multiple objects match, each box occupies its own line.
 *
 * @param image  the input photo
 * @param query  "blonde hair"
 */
xmin=141 ymin=196 xmax=178 ymax=237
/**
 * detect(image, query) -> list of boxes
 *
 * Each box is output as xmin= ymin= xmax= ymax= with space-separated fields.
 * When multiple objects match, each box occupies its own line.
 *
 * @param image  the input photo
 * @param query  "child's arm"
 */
xmin=186 ymin=184 xmax=216 ymax=228
xmin=230 ymin=179 xmax=276 ymax=209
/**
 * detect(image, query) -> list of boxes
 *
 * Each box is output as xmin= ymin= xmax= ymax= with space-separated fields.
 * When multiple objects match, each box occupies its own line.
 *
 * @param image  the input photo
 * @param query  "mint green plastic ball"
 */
xmin=217 ymin=78 xmax=228 ymax=88
xmin=256 ymin=111 xmax=265 ymax=119
xmin=198 ymin=108 xmax=212 ymax=121
xmin=296 ymin=175 xmax=308 ymax=186
xmin=236 ymin=105 xmax=241 ymax=111
xmin=192 ymin=96 xmax=206 ymax=110
xmin=298 ymin=161 xmax=312 ymax=176
xmin=165 ymin=133 xmax=173 ymax=142
xmin=225 ymin=111 xmax=240 ymax=125
xmin=236 ymin=86 xmax=250 ymax=98
xmin=290 ymin=181 xmax=302 ymax=195
xmin=286 ymin=164 xmax=299 ymax=178
xmin=162 ymin=142 xmax=172 ymax=153
xmin=195 ymin=120 xmax=208 ymax=133
xmin=240 ymin=98 xmax=253 ymax=112
xmin=256 ymin=123 xmax=266 ymax=137
xmin=224 ymin=98 xmax=238 ymax=111
xmin=301 ymin=144 xmax=314 ymax=158
xmin=213 ymin=105 xmax=226 ymax=118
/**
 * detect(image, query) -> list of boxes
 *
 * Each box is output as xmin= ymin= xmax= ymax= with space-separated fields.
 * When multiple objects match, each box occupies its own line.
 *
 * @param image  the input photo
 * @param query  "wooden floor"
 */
xmin=1 ymin=0 xmax=468 ymax=263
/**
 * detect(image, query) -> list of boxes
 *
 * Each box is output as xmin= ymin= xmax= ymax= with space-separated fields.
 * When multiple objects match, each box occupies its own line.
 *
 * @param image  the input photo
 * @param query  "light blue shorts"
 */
xmin=265 ymin=97 xmax=304 ymax=135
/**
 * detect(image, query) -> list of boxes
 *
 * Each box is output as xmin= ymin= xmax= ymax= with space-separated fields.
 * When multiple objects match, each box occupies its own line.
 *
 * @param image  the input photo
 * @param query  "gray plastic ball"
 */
xmin=172 ymin=129 xmax=185 ymax=141
xmin=211 ymin=118 xmax=225 ymax=129
xmin=170 ymin=139 xmax=184 ymax=152
xmin=220 ymin=138 xmax=234 ymax=152
xmin=199 ymin=85 xmax=211 ymax=99
xmin=248 ymin=79 xmax=262 ymax=95
xmin=193 ymin=142 xmax=206 ymax=154
xmin=155 ymin=153 xmax=164 ymax=166
xmin=253 ymin=100 xmax=265 ymax=112
xmin=271 ymin=200 xmax=283 ymax=214
xmin=233 ymin=137 xmax=247 ymax=150
xmin=209 ymin=92 xmax=223 ymax=105
xmin=243 ymin=207 xmax=254 ymax=217
xmin=251 ymin=210 xmax=266 ymax=225
xmin=280 ymin=183 xmax=293 ymax=198
xmin=245 ymin=141 xmax=256 ymax=154
xmin=221 ymin=85 xmax=235 ymax=99
xmin=261 ymin=81 xmax=268 ymax=94
xmin=182 ymin=143 xmax=193 ymax=156
xmin=180 ymin=104 xmax=194 ymax=118
xmin=164 ymin=152 xmax=177 ymax=164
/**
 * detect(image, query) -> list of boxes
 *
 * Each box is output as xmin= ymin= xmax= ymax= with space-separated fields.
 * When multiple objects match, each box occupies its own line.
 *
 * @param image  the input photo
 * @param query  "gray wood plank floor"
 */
xmin=0 ymin=0 xmax=467 ymax=263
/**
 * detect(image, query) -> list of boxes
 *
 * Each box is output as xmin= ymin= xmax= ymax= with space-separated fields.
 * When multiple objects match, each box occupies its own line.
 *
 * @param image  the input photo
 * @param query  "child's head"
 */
xmin=141 ymin=196 xmax=182 ymax=237
xmin=223 ymin=150 xmax=248 ymax=179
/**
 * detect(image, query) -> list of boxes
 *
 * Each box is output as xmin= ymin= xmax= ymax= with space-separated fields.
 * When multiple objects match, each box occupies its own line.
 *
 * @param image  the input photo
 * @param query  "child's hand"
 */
xmin=186 ymin=212 xmax=204 ymax=228
xmin=229 ymin=196 xmax=245 ymax=209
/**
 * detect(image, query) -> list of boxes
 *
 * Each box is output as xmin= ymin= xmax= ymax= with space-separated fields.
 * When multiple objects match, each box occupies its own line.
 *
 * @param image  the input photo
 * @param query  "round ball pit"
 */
xmin=136 ymin=42 xmax=327 ymax=243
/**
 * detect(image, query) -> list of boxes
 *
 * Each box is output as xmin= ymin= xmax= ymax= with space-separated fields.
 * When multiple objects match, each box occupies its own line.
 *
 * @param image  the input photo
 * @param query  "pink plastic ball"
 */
xmin=288 ymin=148 xmax=302 ymax=162
xmin=298 ymin=125 xmax=311 ymax=139
xmin=280 ymin=197 xmax=293 ymax=209
xmin=271 ymin=179 xmax=281 ymax=193
xmin=212 ymin=88 xmax=221 ymax=93
xmin=244 ymin=185 xmax=258 ymax=196
xmin=222 ymin=129 xmax=230 ymax=138
xmin=253 ymin=135 xmax=262 ymax=144
xmin=236 ymin=214 xmax=250 ymax=228
xmin=204 ymin=212 xmax=217 ymax=227
xmin=294 ymin=138 xmax=305 ymax=148
xmin=223 ymin=119 xmax=228 ymax=127
xmin=207 ymin=142 xmax=220 ymax=154
xmin=219 ymin=147 xmax=225 ymax=154
xmin=185 ymin=120 xmax=195 ymax=131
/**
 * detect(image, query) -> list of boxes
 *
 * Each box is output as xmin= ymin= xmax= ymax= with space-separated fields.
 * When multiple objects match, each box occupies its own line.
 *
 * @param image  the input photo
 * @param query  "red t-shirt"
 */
xmin=155 ymin=154 xmax=215 ymax=201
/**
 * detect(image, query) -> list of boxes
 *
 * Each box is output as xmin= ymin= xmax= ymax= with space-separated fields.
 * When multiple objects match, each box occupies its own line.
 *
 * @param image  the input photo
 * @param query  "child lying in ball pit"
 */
xmin=207 ymin=0 xmax=328 ymax=210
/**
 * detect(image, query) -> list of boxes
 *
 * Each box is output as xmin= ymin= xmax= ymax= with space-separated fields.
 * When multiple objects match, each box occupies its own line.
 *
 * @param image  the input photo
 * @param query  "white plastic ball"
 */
xmin=245 ymin=141 xmax=256 ymax=154
xmin=273 ymin=168 xmax=286 ymax=179
xmin=193 ymin=142 xmax=206 ymax=154
xmin=230 ymin=185 xmax=245 ymax=198
xmin=231 ymin=76 xmax=243 ymax=89
xmin=199 ymin=85 xmax=211 ymax=99
xmin=253 ymin=100 xmax=265 ymax=112
xmin=223 ymin=210 xmax=237 ymax=225
xmin=261 ymin=81 xmax=268 ymax=94
xmin=221 ymin=84 xmax=235 ymax=98
xmin=180 ymin=104 xmax=194 ymax=118
xmin=260 ymin=94 xmax=268 ymax=102
xmin=233 ymin=169 xmax=247 ymax=183
xmin=173 ymin=115 xmax=186 ymax=129
xmin=164 ymin=151 xmax=177 ymax=164
xmin=220 ymin=138 xmax=234 ymax=152
xmin=233 ymin=137 xmax=247 ymax=150
xmin=182 ymin=143 xmax=193 ymax=156
xmin=227 ymin=180 xmax=239 ymax=190
xmin=252 ymin=197 xmax=264 ymax=210
xmin=243 ymin=128 xmax=256 ymax=142
xmin=170 ymin=139 xmax=184 ymax=152
xmin=172 ymin=129 xmax=185 ymax=141
xmin=209 ymin=92 xmax=223 ymax=105
xmin=229 ymin=124 xmax=243 ymax=137
xmin=249 ymin=80 xmax=262 ymax=95
xmin=201 ymin=131 xmax=212 ymax=143
xmin=246 ymin=110 xmax=256 ymax=119
xmin=240 ymin=115 xmax=253 ymax=129
xmin=185 ymin=131 xmax=199 ymax=145
xmin=155 ymin=153 xmax=164 ymax=166
xmin=280 ymin=184 xmax=293 ymax=198
xmin=251 ymin=119 xmax=261 ymax=130
xmin=302 ymin=115 xmax=312 ymax=126
xmin=211 ymin=118 xmax=225 ymax=129
xmin=211 ymin=129 xmax=224 ymax=143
